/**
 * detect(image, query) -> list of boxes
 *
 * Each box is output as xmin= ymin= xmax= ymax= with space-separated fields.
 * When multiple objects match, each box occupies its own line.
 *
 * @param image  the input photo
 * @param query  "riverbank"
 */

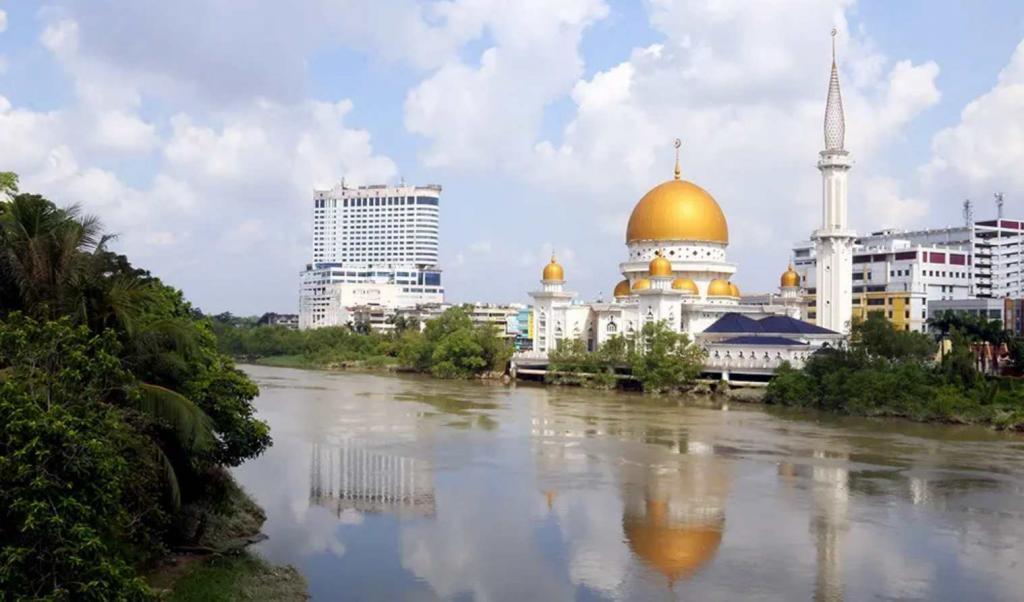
xmin=148 ymin=473 xmax=308 ymax=600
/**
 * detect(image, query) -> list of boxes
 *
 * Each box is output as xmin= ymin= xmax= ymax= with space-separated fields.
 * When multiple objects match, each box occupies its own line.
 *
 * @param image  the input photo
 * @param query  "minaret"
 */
xmin=813 ymin=29 xmax=855 ymax=334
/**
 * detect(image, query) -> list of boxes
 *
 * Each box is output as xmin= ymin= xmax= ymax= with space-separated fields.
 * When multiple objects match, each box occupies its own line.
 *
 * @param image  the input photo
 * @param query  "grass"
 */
xmin=254 ymin=354 xmax=399 ymax=371
xmin=252 ymin=354 xmax=311 ymax=369
xmin=166 ymin=553 xmax=307 ymax=602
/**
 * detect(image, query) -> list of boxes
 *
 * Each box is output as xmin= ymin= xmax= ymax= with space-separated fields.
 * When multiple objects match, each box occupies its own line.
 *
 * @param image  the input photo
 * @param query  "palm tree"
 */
xmin=0 ymin=192 xmax=218 ymax=508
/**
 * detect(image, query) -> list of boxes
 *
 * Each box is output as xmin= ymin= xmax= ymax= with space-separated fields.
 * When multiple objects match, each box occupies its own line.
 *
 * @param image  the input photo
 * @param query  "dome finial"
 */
xmin=831 ymin=27 xmax=837 ymax=65
xmin=673 ymin=138 xmax=681 ymax=180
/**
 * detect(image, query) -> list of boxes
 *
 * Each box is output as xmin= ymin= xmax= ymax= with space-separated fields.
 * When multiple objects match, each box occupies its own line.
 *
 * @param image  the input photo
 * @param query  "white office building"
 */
xmin=299 ymin=183 xmax=444 ymax=329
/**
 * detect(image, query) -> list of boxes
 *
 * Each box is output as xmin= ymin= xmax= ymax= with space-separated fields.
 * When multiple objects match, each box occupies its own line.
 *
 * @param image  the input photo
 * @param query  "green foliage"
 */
xmin=413 ymin=307 xmax=512 ymax=378
xmin=0 ymin=316 xmax=163 ymax=600
xmin=0 ymin=171 xmax=17 ymax=199
xmin=766 ymin=323 xmax=1024 ymax=428
xmin=216 ymin=306 xmax=513 ymax=380
xmin=630 ymin=321 xmax=706 ymax=393
xmin=0 ymin=183 xmax=272 ymax=597
xmin=852 ymin=312 xmax=936 ymax=361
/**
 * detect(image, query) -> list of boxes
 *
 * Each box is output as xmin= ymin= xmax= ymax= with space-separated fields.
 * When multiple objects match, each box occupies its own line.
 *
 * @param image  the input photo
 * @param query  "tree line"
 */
xmin=765 ymin=311 xmax=1024 ymax=429
xmin=212 ymin=306 xmax=513 ymax=380
xmin=0 ymin=174 xmax=271 ymax=598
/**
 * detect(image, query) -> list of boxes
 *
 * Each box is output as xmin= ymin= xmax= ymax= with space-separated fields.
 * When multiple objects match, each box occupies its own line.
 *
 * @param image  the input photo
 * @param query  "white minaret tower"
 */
xmin=813 ymin=29 xmax=855 ymax=334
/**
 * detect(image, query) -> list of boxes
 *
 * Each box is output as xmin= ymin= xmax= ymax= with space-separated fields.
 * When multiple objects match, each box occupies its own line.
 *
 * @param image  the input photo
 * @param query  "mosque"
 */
xmin=522 ymin=33 xmax=850 ymax=381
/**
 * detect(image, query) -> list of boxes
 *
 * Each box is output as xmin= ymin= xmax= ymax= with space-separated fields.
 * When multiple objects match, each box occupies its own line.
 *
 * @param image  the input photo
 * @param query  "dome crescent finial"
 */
xmin=673 ymin=138 xmax=681 ymax=180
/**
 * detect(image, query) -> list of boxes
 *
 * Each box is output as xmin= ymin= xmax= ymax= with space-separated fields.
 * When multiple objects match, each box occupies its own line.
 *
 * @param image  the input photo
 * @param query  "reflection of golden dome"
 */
xmin=671 ymin=277 xmax=699 ymax=294
xmin=623 ymin=500 xmax=723 ymax=583
xmin=729 ymin=282 xmax=740 ymax=298
xmin=649 ymin=252 xmax=673 ymax=277
xmin=781 ymin=263 xmax=800 ymax=288
xmin=632 ymin=278 xmax=651 ymax=291
xmin=707 ymin=279 xmax=731 ymax=297
xmin=614 ymin=279 xmax=631 ymax=298
xmin=626 ymin=180 xmax=728 ymax=244
xmin=542 ymin=256 xmax=564 ymax=281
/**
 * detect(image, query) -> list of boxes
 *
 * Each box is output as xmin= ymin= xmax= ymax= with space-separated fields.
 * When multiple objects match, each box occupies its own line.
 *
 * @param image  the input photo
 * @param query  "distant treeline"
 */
xmin=766 ymin=312 xmax=1024 ymax=429
xmin=212 ymin=307 xmax=513 ymax=379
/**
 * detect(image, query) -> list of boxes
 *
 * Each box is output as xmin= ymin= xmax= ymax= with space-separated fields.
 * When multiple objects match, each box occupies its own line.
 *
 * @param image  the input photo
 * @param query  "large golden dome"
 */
xmin=542 ymin=256 xmax=564 ymax=282
xmin=613 ymin=279 xmax=631 ymax=298
xmin=728 ymin=282 xmax=740 ymax=298
xmin=626 ymin=179 xmax=728 ymax=244
xmin=623 ymin=500 xmax=723 ymax=583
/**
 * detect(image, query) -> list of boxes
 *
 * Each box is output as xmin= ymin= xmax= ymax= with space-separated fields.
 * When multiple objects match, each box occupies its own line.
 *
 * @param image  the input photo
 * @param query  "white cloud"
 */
xmin=404 ymin=0 xmax=609 ymax=167
xmin=0 ymin=15 xmax=397 ymax=313
xmin=418 ymin=0 xmax=942 ymax=295
xmin=0 ymin=10 xmax=7 ymax=34
xmin=922 ymin=40 xmax=1024 ymax=216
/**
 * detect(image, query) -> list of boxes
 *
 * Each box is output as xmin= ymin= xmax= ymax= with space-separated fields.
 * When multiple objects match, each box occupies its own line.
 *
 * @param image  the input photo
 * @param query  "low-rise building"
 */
xmin=794 ymin=238 xmax=971 ymax=332
xmin=257 ymin=312 xmax=300 ymax=329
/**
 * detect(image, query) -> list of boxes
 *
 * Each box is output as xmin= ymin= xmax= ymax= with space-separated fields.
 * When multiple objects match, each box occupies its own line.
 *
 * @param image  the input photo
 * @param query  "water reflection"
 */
xmin=235 ymin=366 xmax=1024 ymax=602
xmin=309 ymin=441 xmax=435 ymax=517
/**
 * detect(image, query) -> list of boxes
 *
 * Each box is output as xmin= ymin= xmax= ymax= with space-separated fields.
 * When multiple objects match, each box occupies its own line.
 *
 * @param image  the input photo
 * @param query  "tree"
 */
xmin=630 ymin=321 xmax=706 ymax=393
xmin=852 ymin=312 xmax=935 ymax=362
xmin=0 ymin=171 xmax=17 ymax=199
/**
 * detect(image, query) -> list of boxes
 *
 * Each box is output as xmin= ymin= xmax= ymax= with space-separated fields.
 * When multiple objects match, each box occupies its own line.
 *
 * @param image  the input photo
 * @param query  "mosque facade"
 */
xmin=522 ymin=35 xmax=850 ymax=381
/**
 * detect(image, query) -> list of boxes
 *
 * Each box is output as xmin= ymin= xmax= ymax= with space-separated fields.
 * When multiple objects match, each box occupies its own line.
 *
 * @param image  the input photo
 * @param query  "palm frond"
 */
xmin=136 ymin=383 xmax=218 ymax=454
xmin=153 ymin=444 xmax=183 ymax=511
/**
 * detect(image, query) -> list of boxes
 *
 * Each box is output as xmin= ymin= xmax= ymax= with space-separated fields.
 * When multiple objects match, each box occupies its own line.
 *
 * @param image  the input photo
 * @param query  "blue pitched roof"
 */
xmin=704 ymin=313 xmax=839 ymax=336
xmin=757 ymin=315 xmax=837 ymax=335
xmin=703 ymin=313 xmax=762 ymax=333
xmin=716 ymin=335 xmax=808 ymax=346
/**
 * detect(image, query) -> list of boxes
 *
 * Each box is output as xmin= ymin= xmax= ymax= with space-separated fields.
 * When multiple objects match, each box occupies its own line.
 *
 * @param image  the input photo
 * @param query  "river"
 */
xmin=234 ymin=364 xmax=1024 ymax=601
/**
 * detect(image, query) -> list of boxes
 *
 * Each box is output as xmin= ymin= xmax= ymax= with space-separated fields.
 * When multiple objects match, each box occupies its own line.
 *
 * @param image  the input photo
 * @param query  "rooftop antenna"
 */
xmin=340 ymin=177 xmax=347 ymax=189
xmin=963 ymin=199 xmax=973 ymax=227
xmin=995 ymin=192 xmax=1005 ymax=220
xmin=400 ymin=176 xmax=406 ymax=187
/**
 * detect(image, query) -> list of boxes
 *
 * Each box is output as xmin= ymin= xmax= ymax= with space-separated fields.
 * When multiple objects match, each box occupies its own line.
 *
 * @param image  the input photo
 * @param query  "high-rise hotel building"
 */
xmin=299 ymin=182 xmax=444 ymax=329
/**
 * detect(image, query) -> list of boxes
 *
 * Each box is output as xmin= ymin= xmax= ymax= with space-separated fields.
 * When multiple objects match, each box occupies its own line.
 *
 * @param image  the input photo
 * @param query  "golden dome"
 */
xmin=649 ymin=251 xmax=673 ymax=277
xmin=632 ymin=278 xmax=651 ymax=291
xmin=781 ymin=263 xmax=800 ymax=288
xmin=626 ymin=180 xmax=728 ymax=244
xmin=542 ymin=255 xmax=564 ymax=282
xmin=613 ymin=279 xmax=631 ymax=298
xmin=729 ymin=282 xmax=740 ymax=298
xmin=707 ymin=279 xmax=732 ymax=297
xmin=671 ymin=277 xmax=699 ymax=294
xmin=623 ymin=500 xmax=723 ymax=583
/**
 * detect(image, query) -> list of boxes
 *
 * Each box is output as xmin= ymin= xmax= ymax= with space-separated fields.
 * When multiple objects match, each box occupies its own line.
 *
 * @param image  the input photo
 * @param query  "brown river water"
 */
xmin=234 ymin=364 xmax=1024 ymax=601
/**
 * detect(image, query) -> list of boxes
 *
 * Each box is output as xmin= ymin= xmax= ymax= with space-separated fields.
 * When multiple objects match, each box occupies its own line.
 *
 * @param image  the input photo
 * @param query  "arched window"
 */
xmin=607 ymin=320 xmax=618 ymax=333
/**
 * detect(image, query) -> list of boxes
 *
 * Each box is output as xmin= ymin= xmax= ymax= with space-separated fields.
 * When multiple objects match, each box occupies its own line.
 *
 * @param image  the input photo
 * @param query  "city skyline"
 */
xmin=1 ymin=1 xmax=1023 ymax=314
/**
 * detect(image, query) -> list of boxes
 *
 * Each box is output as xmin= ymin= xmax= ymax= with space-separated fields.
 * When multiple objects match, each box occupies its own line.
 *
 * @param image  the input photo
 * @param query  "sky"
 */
xmin=1 ymin=1 xmax=1023 ymax=315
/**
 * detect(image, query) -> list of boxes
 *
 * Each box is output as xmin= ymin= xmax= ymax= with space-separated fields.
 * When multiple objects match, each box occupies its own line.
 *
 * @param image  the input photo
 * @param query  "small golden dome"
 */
xmin=626 ymin=180 xmax=728 ymax=244
xmin=671 ymin=277 xmax=699 ymax=294
xmin=649 ymin=251 xmax=673 ymax=277
xmin=729 ymin=282 xmax=740 ymax=298
xmin=542 ymin=255 xmax=564 ymax=281
xmin=632 ymin=278 xmax=652 ymax=291
xmin=781 ymin=263 xmax=800 ymax=288
xmin=613 ymin=279 xmax=631 ymax=298
xmin=623 ymin=500 xmax=723 ymax=583
xmin=707 ymin=279 xmax=732 ymax=297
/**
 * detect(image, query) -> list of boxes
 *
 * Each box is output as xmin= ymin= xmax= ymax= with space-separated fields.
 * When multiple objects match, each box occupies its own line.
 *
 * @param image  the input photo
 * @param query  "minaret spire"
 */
xmin=673 ymin=138 xmax=681 ymax=180
xmin=814 ymin=27 xmax=855 ymax=336
xmin=824 ymin=28 xmax=845 ymax=151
